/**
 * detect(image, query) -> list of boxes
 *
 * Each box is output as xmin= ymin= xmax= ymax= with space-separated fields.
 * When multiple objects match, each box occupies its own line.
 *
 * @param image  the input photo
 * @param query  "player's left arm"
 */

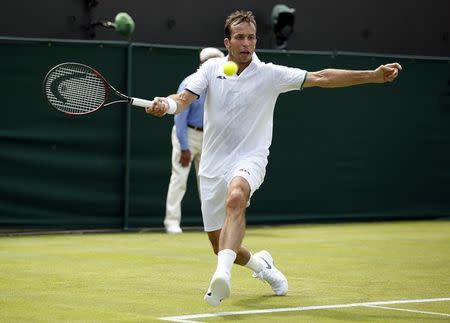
xmin=303 ymin=63 xmax=402 ymax=88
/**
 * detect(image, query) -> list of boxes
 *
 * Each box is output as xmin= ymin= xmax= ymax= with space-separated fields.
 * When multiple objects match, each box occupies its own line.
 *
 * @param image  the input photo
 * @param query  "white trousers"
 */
xmin=164 ymin=126 xmax=203 ymax=228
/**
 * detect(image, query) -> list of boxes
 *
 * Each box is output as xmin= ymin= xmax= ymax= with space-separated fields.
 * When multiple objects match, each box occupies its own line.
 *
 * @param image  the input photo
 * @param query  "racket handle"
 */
xmin=130 ymin=97 xmax=154 ymax=108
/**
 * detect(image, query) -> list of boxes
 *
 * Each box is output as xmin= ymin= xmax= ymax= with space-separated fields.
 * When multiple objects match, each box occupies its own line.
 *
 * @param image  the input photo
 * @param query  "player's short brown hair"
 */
xmin=224 ymin=10 xmax=257 ymax=39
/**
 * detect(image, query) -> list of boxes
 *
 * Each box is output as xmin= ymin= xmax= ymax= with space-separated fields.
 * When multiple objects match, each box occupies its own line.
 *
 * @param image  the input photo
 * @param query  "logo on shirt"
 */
xmin=238 ymin=169 xmax=251 ymax=176
xmin=216 ymin=75 xmax=226 ymax=80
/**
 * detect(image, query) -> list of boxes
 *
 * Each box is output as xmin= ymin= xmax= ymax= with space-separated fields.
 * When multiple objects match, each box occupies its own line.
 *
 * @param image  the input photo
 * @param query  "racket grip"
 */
xmin=130 ymin=97 xmax=154 ymax=108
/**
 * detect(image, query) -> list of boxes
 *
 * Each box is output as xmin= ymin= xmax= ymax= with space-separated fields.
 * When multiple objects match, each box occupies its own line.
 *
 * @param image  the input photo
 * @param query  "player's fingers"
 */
xmin=386 ymin=70 xmax=399 ymax=82
xmin=153 ymin=97 xmax=170 ymax=113
xmin=145 ymin=106 xmax=155 ymax=114
xmin=145 ymin=101 xmax=157 ymax=113
xmin=145 ymin=99 xmax=158 ymax=110
xmin=393 ymin=63 xmax=402 ymax=70
xmin=383 ymin=67 xmax=394 ymax=78
xmin=145 ymin=103 xmax=165 ymax=116
xmin=153 ymin=96 xmax=164 ymax=101
xmin=386 ymin=62 xmax=402 ymax=71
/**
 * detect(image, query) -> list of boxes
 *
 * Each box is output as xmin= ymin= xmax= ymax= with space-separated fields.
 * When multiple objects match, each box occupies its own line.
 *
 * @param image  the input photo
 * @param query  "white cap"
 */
xmin=199 ymin=47 xmax=224 ymax=63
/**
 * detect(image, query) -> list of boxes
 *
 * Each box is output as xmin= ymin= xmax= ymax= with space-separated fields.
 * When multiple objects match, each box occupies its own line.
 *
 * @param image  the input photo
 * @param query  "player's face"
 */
xmin=224 ymin=22 xmax=257 ymax=65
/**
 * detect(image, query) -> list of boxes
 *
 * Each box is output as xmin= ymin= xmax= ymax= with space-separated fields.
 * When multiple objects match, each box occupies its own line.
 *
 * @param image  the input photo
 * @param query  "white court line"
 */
xmin=158 ymin=297 xmax=450 ymax=322
xmin=364 ymin=305 xmax=450 ymax=317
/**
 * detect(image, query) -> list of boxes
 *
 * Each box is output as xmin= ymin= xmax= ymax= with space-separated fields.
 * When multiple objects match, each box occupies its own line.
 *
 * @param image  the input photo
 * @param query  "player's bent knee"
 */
xmin=226 ymin=189 xmax=247 ymax=210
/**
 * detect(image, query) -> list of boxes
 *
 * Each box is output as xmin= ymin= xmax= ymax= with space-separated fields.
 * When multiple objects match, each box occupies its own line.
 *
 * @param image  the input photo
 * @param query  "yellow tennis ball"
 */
xmin=223 ymin=61 xmax=238 ymax=76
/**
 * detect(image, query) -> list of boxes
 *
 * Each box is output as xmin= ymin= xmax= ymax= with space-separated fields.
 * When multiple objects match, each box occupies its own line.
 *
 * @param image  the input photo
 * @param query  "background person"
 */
xmin=164 ymin=47 xmax=225 ymax=234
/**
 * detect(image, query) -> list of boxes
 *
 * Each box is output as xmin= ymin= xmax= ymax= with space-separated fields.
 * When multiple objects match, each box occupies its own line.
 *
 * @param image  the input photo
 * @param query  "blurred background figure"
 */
xmin=271 ymin=4 xmax=295 ymax=49
xmin=164 ymin=47 xmax=225 ymax=234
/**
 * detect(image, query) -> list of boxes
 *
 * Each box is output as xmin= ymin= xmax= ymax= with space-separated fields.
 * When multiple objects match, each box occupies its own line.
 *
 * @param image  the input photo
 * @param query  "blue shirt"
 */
xmin=174 ymin=73 xmax=205 ymax=150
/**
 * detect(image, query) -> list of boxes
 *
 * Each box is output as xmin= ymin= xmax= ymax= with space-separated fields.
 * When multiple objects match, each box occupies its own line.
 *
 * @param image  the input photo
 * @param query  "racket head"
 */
xmin=43 ymin=62 xmax=108 ymax=115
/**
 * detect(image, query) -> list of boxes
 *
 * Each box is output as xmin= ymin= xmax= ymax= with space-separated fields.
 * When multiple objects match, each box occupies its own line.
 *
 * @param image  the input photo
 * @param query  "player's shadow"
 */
xmin=233 ymin=294 xmax=288 ymax=308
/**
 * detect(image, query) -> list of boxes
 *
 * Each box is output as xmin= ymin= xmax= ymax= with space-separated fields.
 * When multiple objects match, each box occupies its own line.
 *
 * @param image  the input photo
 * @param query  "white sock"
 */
xmin=245 ymin=253 xmax=264 ymax=273
xmin=216 ymin=249 xmax=237 ymax=275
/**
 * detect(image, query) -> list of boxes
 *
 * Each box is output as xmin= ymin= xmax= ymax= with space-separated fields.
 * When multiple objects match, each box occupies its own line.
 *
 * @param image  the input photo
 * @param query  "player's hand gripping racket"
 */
xmin=43 ymin=62 xmax=153 ymax=115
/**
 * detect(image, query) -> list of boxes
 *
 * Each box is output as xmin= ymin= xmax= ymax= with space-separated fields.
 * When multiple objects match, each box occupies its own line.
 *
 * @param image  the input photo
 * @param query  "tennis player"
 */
xmin=146 ymin=10 xmax=401 ymax=306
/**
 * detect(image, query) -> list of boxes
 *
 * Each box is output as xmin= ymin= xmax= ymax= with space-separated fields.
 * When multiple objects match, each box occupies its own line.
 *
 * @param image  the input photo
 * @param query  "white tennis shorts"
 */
xmin=200 ymin=158 xmax=266 ymax=232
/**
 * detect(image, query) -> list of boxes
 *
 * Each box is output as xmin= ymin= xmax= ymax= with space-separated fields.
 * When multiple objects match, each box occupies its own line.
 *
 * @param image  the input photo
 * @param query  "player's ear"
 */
xmin=224 ymin=38 xmax=230 ymax=50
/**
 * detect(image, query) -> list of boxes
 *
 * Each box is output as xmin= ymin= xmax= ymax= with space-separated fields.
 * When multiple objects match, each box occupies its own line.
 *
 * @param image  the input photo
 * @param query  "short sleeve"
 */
xmin=268 ymin=63 xmax=307 ymax=93
xmin=185 ymin=59 xmax=215 ymax=97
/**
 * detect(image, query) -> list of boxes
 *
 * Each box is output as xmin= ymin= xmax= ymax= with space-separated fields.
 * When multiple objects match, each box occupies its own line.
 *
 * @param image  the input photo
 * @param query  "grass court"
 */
xmin=1 ymin=220 xmax=449 ymax=322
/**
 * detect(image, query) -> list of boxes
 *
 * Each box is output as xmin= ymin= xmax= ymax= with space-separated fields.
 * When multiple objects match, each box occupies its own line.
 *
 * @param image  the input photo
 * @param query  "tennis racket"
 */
xmin=43 ymin=62 xmax=154 ymax=115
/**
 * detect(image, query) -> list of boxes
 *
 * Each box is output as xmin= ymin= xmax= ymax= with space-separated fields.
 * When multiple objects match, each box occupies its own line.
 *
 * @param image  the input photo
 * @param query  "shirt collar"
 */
xmin=221 ymin=52 xmax=260 ymax=77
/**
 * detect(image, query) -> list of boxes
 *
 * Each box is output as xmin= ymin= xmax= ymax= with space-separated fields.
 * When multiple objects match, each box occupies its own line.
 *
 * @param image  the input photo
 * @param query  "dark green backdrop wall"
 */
xmin=1 ymin=37 xmax=449 ymax=230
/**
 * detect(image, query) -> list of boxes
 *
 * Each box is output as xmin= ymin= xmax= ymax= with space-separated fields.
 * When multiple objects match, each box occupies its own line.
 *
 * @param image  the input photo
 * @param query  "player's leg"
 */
xmin=201 ymin=168 xmax=287 ymax=306
xmin=207 ymin=230 xmax=255 ymax=265
xmin=204 ymin=226 xmax=255 ymax=307
xmin=200 ymin=176 xmax=234 ymax=306
xmin=189 ymin=128 xmax=203 ymax=199
xmin=206 ymin=228 xmax=286 ymax=287
xmin=219 ymin=176 xmax=250 ymax=252
xmin=164 ymin=126 xmax=191 ymax=233
xmin=221 ymin=162 xmax=288 ymax=296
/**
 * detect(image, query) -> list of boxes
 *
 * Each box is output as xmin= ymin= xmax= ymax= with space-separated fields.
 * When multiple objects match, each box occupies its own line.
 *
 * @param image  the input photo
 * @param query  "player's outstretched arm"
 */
xmin=145 ymin=90 xmax=197 ymax=117
xmin=303 ymin=63 xmax=402 ymax=88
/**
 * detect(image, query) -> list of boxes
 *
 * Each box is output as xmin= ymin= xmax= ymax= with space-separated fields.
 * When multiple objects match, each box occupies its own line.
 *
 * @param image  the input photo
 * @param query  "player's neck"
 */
xmin=237 ymin=61 xmax=251 ymax=75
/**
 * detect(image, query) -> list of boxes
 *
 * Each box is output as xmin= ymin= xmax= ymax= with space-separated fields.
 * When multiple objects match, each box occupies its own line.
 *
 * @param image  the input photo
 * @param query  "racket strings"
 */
xmin=45 ymin=64 xmax=106 ymax=114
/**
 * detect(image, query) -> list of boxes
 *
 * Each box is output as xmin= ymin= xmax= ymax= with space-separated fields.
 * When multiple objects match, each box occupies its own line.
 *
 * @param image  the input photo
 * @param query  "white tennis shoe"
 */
xmin=204 ymin=271 xmax=231 ymax=307
xmin=252 ymin=250 xmax=288 ymax=296
xmin=165 ymin=224 xmax=182 ymax=234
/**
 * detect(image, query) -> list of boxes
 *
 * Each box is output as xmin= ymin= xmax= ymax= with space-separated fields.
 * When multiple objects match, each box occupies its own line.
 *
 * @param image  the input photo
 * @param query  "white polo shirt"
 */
xmin=186 ymin=53 xmax=307 ymax=179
